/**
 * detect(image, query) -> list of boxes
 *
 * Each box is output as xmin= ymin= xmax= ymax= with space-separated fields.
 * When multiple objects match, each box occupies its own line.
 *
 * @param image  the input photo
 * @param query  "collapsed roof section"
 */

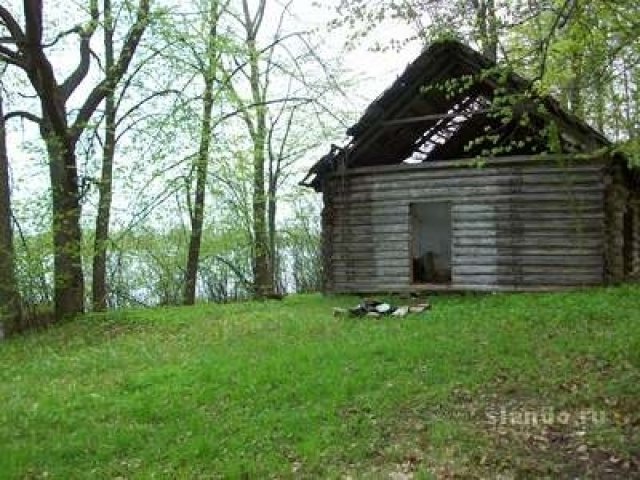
xmin=302 ymin=40 xmax=611 ymax=192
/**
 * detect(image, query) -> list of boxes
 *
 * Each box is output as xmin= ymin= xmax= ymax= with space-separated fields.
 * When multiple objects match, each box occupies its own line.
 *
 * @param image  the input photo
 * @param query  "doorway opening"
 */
xmin=410 ymin=202 xmax=452 ymax=284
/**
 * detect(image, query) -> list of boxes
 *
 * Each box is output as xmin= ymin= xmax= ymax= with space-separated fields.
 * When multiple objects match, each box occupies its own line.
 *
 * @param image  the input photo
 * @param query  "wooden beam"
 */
xmin=381 ymin=109 xmax=493 ymax=127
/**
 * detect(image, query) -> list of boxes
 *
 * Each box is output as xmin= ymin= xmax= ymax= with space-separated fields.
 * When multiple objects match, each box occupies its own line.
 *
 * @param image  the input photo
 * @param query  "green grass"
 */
xmin=1 ymin=286 xmax=639 ymax=478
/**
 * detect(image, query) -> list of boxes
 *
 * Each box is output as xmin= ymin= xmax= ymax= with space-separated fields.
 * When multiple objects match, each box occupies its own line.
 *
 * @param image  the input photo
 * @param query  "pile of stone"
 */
xmin=333 ymin=298 xmax=431 ymax=318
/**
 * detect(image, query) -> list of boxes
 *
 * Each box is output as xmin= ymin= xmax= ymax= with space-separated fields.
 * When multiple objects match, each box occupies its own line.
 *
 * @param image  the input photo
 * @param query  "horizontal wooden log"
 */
xmin=330 ymin=204 xmax=411 ymax=215
xmin=328 ymin=154 xmax=604 ymax=179
xmin=454 ymin=231 xmax=603 ymax=241
xmin=451 ymin=255 xmax=603 ymax=267
xmin=343 ymin=181 xmax=604 ymax=199
xmin=452 ymin=237 xmax=602 ymax=248
xmin=343 ymin=173 xmax=602 ymax=195
xmin=333 ymin=211 xmax=605 ymax=226
xmin=331 ymin=245 xmax=604 ymax=260
xmin=334 ymin=270 xmax=604 ymax=286
xmin=333 ymin=211 xmax=604 ymax=225
xmin=332 ymin=262 xmax=603 ymax=279
xmin=453 ymin=203 xmax=603 ymax=214
xmin=333 ymin=274 xmax=410 ymax=284
xmin=329 ymin=282 xmax=598 ymax=294
xmin=332 ymin=251 xmax=409 ymax=261
xmin=334 ymin=203 xmax=603 ymax=216
xmin=333 ymin=258 xmax=412 ymax=268
xmin=452 ymin=212 xmax=604 ymax=228
xmin=344 ymin=184 xmax=603 ymax=203
xmin=336 ymin=192 xmax=603 ymax=207
xmin=453 ymin=265 xmax=602 ymax=275
xmin=332 ymin=250 xmax=408 ymax=261
xmin=332 ymin=234 xmax=410 ymax=245
xmin=453 ymin=232 xmax=603 ymax=242
xmin=339 ymin=233 xmax=604 ymax=246
xmin=329 ymin=214 xmax=411 ymax=227
xmin=330 ymin=223 xmax=409 ymax=235
xmin=334 ymin=268 xmax=411 ymax=278
xmin=333 ymin=261 xmax=604 ymax=275
xmin=327 ymin=164 xmax=603 ymax=187
xmin=328 ymin=162 xmax=602 ymax=182
xmin=332 ymin=281 xmax=410 ymax=291
xmin=333 ymin=261 xmax=410 ymax=271
xmin=451 ymin=273 xmax=602 ymax=285
xmin=452 ymin=220 xmax=603 ymax=232
xmin=452 ymin=246 xmax=600 ymax=256
xmin=331 ymin=241 xmax=407 ymax=250
xmin=331 ymin=196 xmax=603 ymax=212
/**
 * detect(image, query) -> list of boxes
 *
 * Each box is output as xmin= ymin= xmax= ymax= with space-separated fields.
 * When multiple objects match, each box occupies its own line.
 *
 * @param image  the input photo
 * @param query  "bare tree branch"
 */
xmin=21 ymin=0 xmax=69 ymax=135
xmin=3 ymin=110 xmax=42 ymax=125
xmin=60 ymin=0 xmax=100 ymax=100
xmin=114 ymin=88 xmax=181 ymax=130
xmin=0 ymin=5 xmax=25 ymax=44
xmin=71 ymin=0 xmax=151 ymax=142
xmin=42 ymin=25 xmax=81 ymax=48
xmin=0 ymin=44 xmax=25 ymax=67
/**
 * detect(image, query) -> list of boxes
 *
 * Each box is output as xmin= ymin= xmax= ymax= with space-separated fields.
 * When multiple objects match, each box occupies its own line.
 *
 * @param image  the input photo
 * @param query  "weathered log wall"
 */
xmin=323 ymin=156 xmax=607 ymax=293
xmin=631 ymin=193 xmax=640 ymax=277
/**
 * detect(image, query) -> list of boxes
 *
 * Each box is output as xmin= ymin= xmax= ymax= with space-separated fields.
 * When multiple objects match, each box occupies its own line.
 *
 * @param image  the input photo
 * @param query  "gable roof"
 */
xmin=302 ymin=40 xmax=611 ymax=192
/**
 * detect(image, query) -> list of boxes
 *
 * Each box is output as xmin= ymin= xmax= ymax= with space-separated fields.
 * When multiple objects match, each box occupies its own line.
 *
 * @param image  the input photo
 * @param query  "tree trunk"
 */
xmin=252 ymin=134 xmax=271 ymax=298
xmin=92 ymin=0 xmax=116 ymax=312
xmin=267 ymin=183 xmax=277 ymax=293
xmin=183 ymin=0 xmax=220 ymax=306
xmin=0 ymin=93 xmax=22 ymax=337
xmin=91 ymin=95 xmax=115 ymax=311
xmin=43 ymin=125 xmax=85 ymax=320
xmin=248 ymin=39 xmax=273 ymax=298
xmin=183 ymin=79 xmax=214 ymax=305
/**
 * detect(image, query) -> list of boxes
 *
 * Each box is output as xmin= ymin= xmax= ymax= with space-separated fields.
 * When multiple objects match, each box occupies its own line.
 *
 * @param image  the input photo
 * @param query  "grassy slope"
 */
xmin=1 ymin=286 xmax=639 ymax=479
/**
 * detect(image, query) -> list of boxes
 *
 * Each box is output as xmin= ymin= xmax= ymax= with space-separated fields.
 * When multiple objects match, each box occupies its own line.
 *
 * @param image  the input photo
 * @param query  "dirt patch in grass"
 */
xmin=357 ymin=361 xmax=640 ymax=479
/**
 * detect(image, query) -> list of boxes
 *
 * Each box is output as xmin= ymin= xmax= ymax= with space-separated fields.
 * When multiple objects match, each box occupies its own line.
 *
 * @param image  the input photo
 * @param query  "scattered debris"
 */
xmin=336 ymin=298 xmax=431 ymax=319
xmin=376 ymin=303 xmax=393 ymax=314
xmin=409 ymin=304 xmax=431 ymax=314
xmin=392 ymin=306 xmax=410 ymax=318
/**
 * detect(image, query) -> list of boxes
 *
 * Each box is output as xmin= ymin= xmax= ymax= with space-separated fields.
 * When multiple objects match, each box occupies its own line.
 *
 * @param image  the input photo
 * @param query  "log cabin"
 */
xmin=301 ymin=40 xmax=640 ymax=294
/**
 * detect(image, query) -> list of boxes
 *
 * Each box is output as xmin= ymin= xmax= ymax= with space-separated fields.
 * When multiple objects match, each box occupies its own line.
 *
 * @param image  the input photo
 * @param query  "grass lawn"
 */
xmin=1 ymin=285 xmax=639 ymax=478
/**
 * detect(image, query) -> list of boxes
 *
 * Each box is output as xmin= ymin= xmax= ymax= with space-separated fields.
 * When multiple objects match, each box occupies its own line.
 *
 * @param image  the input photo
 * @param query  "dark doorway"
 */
xmin=411 ymin=202 xmax=452 ymax=283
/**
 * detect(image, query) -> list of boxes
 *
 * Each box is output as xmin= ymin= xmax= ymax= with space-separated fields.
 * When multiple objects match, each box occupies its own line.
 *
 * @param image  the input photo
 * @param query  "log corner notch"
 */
xmin=321 ymin=180 xmax=334 ymax=294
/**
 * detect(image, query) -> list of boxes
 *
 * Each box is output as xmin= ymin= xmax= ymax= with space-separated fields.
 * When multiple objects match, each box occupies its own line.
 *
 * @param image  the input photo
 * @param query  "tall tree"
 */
xmin=0 ymin=86 xmax=22 ymax=337
xmin=92 ymin=0 xmax=117 ymax=311
xmin=240 ymin=0 xmax=273 ymax=298
xmin=0 ymin=0 xmax=152 ymax=319
xmin=182 ymin=0 xmax=227 ymax=305
xmin=220 ymin=0 xmax=347 ymax=297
